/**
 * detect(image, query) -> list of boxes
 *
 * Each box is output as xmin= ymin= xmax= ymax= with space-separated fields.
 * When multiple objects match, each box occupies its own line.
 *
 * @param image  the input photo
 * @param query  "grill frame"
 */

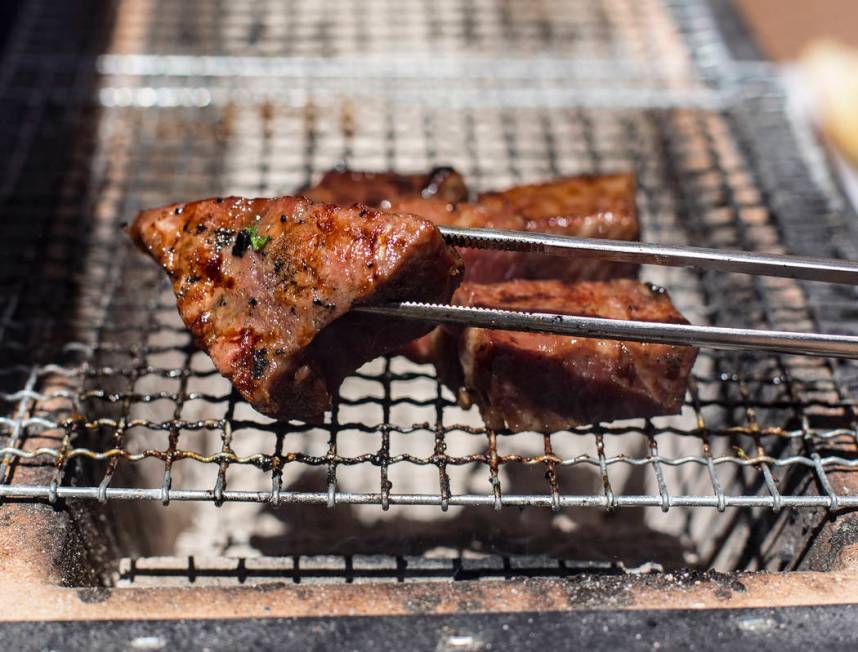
xmin=0 ymin=0 xmax=857 ymax=577
xmin=5 ymin=3 xmax=858 ymax=647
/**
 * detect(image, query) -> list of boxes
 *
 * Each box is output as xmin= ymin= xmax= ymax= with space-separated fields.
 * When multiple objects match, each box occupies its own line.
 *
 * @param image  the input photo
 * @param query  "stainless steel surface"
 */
xmin=355 ymin=302 xmax=858 ymax=358
xmin=441 ymin=225 xmax=858 ymax=284
xmin=0 ymin=485 xmax=856 ymax=509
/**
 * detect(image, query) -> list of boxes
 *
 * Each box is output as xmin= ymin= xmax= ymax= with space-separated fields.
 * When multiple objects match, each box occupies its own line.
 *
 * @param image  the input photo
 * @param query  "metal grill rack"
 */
xmin=2 ymin=0 xmax=858 ymax=546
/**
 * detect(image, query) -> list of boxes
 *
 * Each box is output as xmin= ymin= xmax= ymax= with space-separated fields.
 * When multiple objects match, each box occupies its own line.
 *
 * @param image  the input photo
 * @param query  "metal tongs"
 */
xmin=355 ymin=226 xmax=858 ymax=358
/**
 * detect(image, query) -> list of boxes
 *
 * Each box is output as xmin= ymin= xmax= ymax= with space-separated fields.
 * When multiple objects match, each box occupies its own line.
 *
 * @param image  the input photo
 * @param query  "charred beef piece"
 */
xmin=387 ymin=196 xmax=524 ymax=285
xmin=300 ymin=166 xmax=468 ymax=206
xmin=478 ymin=172 xmax=640 ymax=281
xmin=129 ymin=196 xmax=463 ymax=421
xmin=478 ymin=172 xmax=638 ymax=226
xmin=390 ymin=172 xmax=639 ymax=283
xmin=390 ymin=173 xmax=640 ymax=362
xmin=431 ymin=279 xmax=697 ymax=433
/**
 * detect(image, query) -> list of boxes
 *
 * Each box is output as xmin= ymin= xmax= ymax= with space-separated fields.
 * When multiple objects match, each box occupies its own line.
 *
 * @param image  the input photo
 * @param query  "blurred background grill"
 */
xmin=2 ymin=0 xmax=858 ymax=641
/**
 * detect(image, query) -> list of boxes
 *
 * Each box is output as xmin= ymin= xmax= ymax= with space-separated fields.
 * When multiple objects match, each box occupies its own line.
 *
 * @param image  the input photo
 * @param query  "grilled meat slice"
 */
xmin=388 ymin=197 xmax=527 ymax=284
xmin=130 ymin=196 xmax=463 ymax=421
xmin=387 ymin=198 xmax=522 ymax=363
xmin=392 ymin=172 xmax=640 ymax=284
xmin=300 ymin=166 xmax=468 ymax=206
xmin=478 ymin=173 xmax=640 ymax=281
xmin=432 ymin=279 xmax=697 ymax=432
xmin=478 ymin=172 xmax=638 ymax=228
xmin=390 ymin=173 xmax=640 ymax=363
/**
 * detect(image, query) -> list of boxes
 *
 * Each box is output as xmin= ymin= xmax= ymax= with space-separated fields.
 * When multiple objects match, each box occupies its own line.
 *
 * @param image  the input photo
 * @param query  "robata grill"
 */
xmin=3 ymin=0 xmax=858 ymax=648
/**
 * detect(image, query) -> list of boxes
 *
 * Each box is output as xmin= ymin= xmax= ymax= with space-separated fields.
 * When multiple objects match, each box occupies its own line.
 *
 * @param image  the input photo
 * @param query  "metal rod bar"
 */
xmin=0 ymin=484 xmax=852 ymax=509
xmin=354 ymin=303 xmax=858 ymax=359
xmin=439 ymin=225 xmax=858 ymax=285
xmin=0 ymin=367 xmax=38 ymax=486
xmin=2 ymin=446 xmax=856 ymax=469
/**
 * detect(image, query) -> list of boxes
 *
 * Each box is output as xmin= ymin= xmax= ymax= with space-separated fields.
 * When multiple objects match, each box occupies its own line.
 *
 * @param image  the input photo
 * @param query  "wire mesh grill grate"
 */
xmin=1 ymin=0 xmax=857 ymax=521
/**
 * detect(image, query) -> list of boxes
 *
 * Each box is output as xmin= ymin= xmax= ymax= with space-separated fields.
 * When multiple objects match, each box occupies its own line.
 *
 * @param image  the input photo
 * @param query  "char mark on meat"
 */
xmin=129 ymin=196 xmax=463 ymax=421
xmin=389 ymin=173 xmax=640 ymax=362
xmin=300 ymin=167 xmax=469 ymax=206
xmin=429 ymin=279 xmax=697 ymax=433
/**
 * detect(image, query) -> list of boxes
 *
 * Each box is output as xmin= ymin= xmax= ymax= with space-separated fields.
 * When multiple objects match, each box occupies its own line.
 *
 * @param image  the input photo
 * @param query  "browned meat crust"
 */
xmin=129 ymin=196 xmax=463 ymax=421
xmin=391 ymin=172 xmax=640 ymax=284
xmin=476 ymin=172 xmax=640 ymax=281
xmin=431 ymin=279 xmax=697 ymax=433
xmin=300 ymin=166 xmax=468 ymax=206
xmin=478 ymin=173 xmax=639 ymax=227
xmin=391 ymin=173 xmax=640 ymax=362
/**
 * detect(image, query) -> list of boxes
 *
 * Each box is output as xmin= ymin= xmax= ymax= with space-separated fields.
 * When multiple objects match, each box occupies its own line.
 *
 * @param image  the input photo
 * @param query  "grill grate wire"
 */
xmin=0 ymin=0 xmax=857 ymax=527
